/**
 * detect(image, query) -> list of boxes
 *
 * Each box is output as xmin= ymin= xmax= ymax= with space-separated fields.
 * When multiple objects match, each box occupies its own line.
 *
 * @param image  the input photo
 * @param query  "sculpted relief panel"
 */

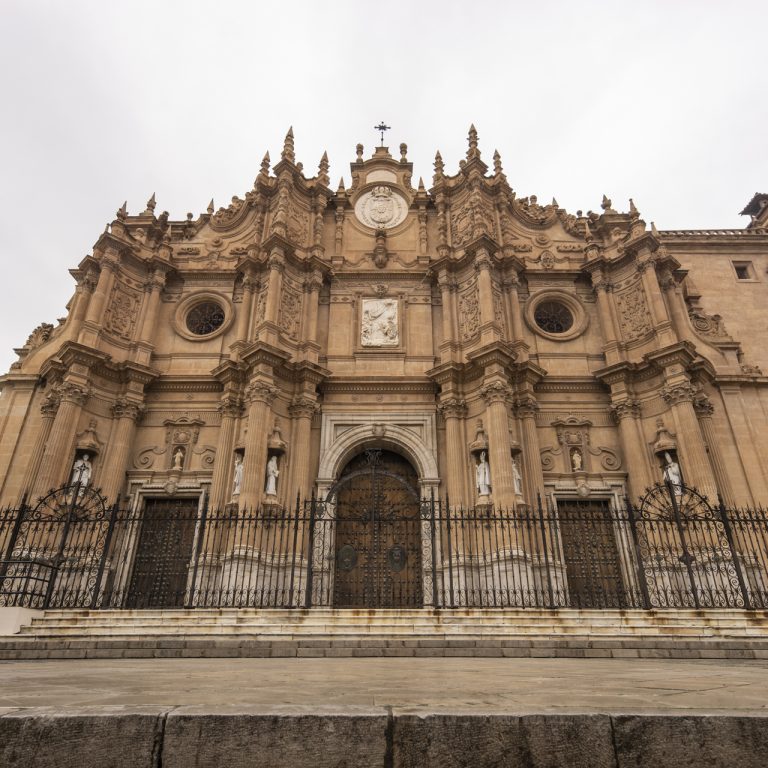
xmin=361 ymin=299 xmax=399 ymax=347
xmin=458 ymin=286 xmax=480 ymax=341
xmin=615 ymin=283 xmax=653 ymax=342
xmin=104 ymin=283 xmax=141 ymax=340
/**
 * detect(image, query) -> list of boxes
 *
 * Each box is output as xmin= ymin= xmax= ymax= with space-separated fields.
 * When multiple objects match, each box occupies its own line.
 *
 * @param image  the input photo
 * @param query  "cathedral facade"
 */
xmin=0 ymin=128 xmax=767 ymax=609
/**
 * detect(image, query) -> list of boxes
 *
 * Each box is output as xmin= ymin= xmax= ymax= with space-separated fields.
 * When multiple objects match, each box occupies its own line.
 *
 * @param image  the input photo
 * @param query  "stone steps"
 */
xmin=4 ymin=608 xmax=768 ymax=659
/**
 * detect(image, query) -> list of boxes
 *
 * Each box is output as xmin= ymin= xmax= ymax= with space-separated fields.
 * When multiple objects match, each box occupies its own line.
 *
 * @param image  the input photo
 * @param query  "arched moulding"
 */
xmin=173 ymin=291 xmax=234 ymax=342
xmin=524 ymin=289 xmax=589 ymax=342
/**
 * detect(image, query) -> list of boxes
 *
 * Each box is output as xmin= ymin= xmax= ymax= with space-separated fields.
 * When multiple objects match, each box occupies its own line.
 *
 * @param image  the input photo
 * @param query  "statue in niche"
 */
xmin=476 ymin=451 xmax=492 ymax=496
xmin=512 ymin=457 xmax=523 ymax=496
xmin=265 ymin=455 xmax=279 ymax=496
xmin=663 ymin=452 xmax=682 ymax=492
xmin=571 ymin=448 xmax=583 ymax=472
xmin=361 ymin=299 xmax=398 ymax=347
xmin=232 ymin=454 xmax=243 ymax=496
xmin=70 ymin=454 xmax=92 ymax=487
xmin=172 ymin=447 xmax=185 ymax=470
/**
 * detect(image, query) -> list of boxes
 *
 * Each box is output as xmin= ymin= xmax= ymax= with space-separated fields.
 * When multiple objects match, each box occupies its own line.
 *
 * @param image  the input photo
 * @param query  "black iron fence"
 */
xmin=1 ymin=480 xmax=768 ymax=611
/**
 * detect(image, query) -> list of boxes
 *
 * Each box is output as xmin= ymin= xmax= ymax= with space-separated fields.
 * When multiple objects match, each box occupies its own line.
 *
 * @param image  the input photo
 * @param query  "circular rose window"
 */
xmin=186 ymin=301 xmax=225 ymax=335
xmin=534 ymin=301 xmax=574 ymax=334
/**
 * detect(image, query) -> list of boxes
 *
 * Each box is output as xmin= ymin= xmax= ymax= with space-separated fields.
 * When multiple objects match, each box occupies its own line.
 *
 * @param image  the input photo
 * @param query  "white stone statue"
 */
xmin=265 ymin=455 xmax=279 ymax=496
xmin=571 ymin=448 xmax=583 ymax=472
xmin=476 ymin=451 xmax=491 ymax=496
xmin=512 ymin=457 xmax=523 ymax=496
xmin=172 ymin=447 xmax=185 ymax=470
xmin=663 ymin=451 xmax=682 ymax=491
xmin=232 ymin=454 xmax=243 ymax=496
xmin=70 ymin=454 xmax=92 ymax=486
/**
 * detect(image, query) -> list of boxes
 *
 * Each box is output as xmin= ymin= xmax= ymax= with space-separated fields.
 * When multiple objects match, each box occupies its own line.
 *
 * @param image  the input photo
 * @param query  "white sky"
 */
xmin=0 ymin=0 xmax=765 ymax=374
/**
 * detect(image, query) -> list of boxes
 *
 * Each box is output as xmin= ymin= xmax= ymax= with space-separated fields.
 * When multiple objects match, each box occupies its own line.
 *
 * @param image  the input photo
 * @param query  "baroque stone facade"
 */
xmin=1 ymin=126 xmax=767 ymax=516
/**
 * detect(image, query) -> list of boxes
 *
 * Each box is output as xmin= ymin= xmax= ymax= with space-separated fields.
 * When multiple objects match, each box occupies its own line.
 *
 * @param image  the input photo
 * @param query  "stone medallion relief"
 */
xmin=354 ymin=186 xmax=408 ymax=230
xmin=361 ymin=299 xmax=399 ymax=347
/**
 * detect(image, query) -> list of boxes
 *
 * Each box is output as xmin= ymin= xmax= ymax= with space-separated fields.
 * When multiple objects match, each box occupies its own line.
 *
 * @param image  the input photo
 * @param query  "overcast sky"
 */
xmin=0 ymin=1 xmax=765 ymax=374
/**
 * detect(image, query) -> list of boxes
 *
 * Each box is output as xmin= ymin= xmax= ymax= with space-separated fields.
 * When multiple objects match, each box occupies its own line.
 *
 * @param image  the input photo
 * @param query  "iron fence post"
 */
xmin=625 ymin=497 xmax=651 ymax=609
xmin=304 ymin=494 xmax=316 ymax=609
xmin=430 ymin=490 xmax=438 ymax=608
xmin=667 ymin=479 xmax=701 ymax=609
xmin=287 ymin=493 xmax=301 ymax=607
xmin=186 ymin=492 xmax=208 ymax=609
xmin=717 ymin=496 xmax=752 ymax=610
xmin=0 ymin=495 xmax=27 ymax=595
xmin=91 ymin=502 xmax=118 ymax=609
xmin=537 ymin=493 xmax=555 ymax=608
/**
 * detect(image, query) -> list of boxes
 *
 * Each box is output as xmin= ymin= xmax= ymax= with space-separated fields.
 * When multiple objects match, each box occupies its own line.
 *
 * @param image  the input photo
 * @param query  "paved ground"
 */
xmin=1 ymin=657 xmax=767 ymax=714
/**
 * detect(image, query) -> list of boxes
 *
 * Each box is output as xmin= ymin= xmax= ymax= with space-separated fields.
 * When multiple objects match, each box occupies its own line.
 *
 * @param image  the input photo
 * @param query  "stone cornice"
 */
xmin=320 ymin=377 xmax=437 ymax=396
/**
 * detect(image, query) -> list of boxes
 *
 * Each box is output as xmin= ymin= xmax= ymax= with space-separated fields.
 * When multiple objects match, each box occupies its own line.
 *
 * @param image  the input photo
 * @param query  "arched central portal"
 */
xmin=332 ymin=449 xmax=423 ymax=608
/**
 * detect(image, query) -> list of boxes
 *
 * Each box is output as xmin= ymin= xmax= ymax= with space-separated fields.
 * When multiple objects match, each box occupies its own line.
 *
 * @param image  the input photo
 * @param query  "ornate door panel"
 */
xmin=126 ymin=498 xmax=198 ymax=609
xmin=556 ymin=499 xmax=627 ymax=608
xmin=333 ymin=450 xmax=423 ymax=608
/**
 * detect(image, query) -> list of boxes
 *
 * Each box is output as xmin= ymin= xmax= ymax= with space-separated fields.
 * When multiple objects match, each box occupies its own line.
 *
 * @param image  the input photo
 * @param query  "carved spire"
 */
xmin=493 ymin=149 xmax=502 ymax=175
xmin=552 ymin=197 xmax=559 ymax=208
xmin=281 ymin=126 xmax=295 ymax=163
xmin=399 ymin=143 xmax=408 ymax=162
xmin=207 ymin=199 xmax=214 ymax=214
xmin=144 ymin=193 xmax=156 ymax=214
xmin=467 ymin=123 xmax=480 ymax=160
xmin=433 ymin=150 xmax=445 ymax=183
xmin=651 ymin=221 xmax=660 ymax=237
xmin=116 ymin=201 xmax=128 ymax=221
xmin=418 ymin=177 xmax=426 ymax=192
xmin=629 ymin=198 xmax=639 ymax=219
xmin=601 ymin=194 xmax=612 ymax=212
xmin=336 ymin=177 xmax=345 ymax=193
xmin=355 ymin=143 xmax=364 ymax=162
xmin=584 ymin=217 xmax=594 ymax=243
xmin=318 ymin=150 xmax=330 ymax=186
xmin=260 ymin=151 xmax=271 ymax=178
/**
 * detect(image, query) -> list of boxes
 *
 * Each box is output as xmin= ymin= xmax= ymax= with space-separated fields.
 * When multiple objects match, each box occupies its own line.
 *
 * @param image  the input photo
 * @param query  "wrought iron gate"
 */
xmin=331 ymin=450 xmax=423 ymax=608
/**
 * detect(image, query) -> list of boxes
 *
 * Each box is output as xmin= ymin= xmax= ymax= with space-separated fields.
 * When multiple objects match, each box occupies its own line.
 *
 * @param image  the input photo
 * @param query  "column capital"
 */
xmin=610 ymin=398 xmax=641 ymax=422
xmin=40 ymin=392 xmax=61 ymax=419
xmin=288 ymin=396 xmax=320 ymax=419
xmin=437 ymin=397 xmax=467 ymax=419
xmin=480 ymin=381 xmax=511 ymax=405
xmin=662 ymin=383 xmax=695 ymax=406
xmin=268 ymin=251 xmax=285 ymax=272
xmin=57 ymin=381 xmax=90 ymax=406
xmin=218 ymin=395 xmax=245 ymax=419
xmin=111 ymin=398 xmax=144 ymax=421
xmin=245 ymin=380 xmax=279 ymax=405
xmin=693 ymin=395 xmax=715 ymax=419
xmin=514 ymin=395 xmax=539 ymax=418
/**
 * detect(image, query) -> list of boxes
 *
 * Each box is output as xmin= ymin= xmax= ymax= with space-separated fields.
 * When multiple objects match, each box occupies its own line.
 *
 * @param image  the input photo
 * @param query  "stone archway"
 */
xmin=330 ymin=449 xmax=423 ymax=608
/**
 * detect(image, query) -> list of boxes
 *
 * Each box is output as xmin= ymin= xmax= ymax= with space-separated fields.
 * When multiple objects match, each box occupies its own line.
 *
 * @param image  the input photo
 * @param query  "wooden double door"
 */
xmin=332 ymin=450 xmax=423 ymax=608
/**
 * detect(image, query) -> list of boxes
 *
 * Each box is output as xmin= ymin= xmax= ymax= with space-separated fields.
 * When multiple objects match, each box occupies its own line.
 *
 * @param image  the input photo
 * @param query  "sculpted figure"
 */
xmin=571 ymin=448 xmax=583 ymax=472
xmin=70 ymin=454 xmax=92 ymax=486
xmin=512 ymin=457 xmax=523 ymax=496
xmin=173 ymin=447 xmax=185 ymax=470
xmin=232 ymin=454 xmax=243 ymax=496
xmin=265 ymin=455 xmax=279 ymax=496
xmin=663 ymin=452 xmax=682 ymax=491
xmin=476 ymin=451 xmax=491 ymax=496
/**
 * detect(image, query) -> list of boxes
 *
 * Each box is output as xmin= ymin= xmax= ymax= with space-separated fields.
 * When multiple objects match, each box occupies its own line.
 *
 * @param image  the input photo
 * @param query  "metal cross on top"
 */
xmin=374 ymin=122 xmax=391 ymax=146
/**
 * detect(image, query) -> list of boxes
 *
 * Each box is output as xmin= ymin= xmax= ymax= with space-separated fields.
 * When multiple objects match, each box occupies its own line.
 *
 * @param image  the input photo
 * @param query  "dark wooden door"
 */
xmin=126 ymin=498 xmax=198 ymax=608
xmin=556 ymin=499 xmax=627 ymax=608
xmin=333 ymin=450 xmax=423 ymax=608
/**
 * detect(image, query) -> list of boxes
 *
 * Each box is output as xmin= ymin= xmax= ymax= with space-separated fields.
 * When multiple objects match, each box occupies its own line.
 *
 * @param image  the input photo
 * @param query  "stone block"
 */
xmin=0 ymin=707 xmax=166 ymax=768
xmin=391 ymin=714 xmax=615 ymax=768
xmin=612 ymin=714 xmax=768 ymax=768
xmin=163 ymin=711 xmax=388 ymax=768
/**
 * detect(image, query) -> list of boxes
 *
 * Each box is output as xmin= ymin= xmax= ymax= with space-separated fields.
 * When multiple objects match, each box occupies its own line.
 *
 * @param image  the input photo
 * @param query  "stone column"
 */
xmin=20 ymin=394 xmax=60 ymax=501
xmin=98 ymin=399 xmax=143 ymax=503
xmin=662 ymin=382 xmax=718 ymax=501
xmin=693 ymin=395 xmax=735 ymax=506
xmin=78 ymin=254 xmax=118 ymax=346
xmin=66 ymin=272 xmax=97 ymax=339
xmin=300 ymin=273 xmax=323 ymax=364
xmin=475 ymin=248 xmax=497 ymax=345
xmin=260 ymin=249 xmax=284 ymax=345
xmin=516 ymin=396 xmax=544 ymax=505
xmin=503 ymin=275 xmax=524 ymax=342
xmin=234 ymin=277 xmax=256 ymax=346
xmin=638 ymin=257 xmax=675 ymax=346
xmin=209 ymin=395 xmax=244 ymax=511
xmin=437 ymin=270 xmax=455 ymax=352
xmin=610 ymin=399 xmax=652 ymax=502
xmin=238 ymin=380 xmax=278 ymax=509
xmin=592 ymin=275 xmax=620 ymax=365
xmin=480 ymin=381 xmax=516 ymax=509
xmin=288 ymin=396 xmax=319 ymax=501
xmin=33 ymin=381 xmax=90 ymax=496
xmin=437 ymin=398 xmax=467 ymax=505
